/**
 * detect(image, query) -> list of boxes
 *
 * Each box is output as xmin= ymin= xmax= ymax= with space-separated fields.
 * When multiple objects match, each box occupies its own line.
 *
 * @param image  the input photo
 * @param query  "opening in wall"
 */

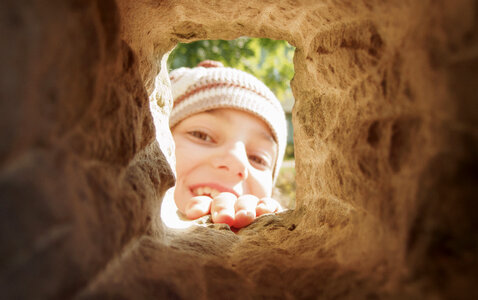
xmin=159 ymin=37 xmax=295 ymax=231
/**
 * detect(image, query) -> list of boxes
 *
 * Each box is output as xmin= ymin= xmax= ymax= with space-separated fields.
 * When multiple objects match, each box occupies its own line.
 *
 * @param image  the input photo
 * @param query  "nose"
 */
xmin=212 ymin=142 xmax=249 ymax=180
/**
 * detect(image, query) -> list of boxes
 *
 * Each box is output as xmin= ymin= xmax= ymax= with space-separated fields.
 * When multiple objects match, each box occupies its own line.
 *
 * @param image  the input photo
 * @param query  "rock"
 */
xmin=0 ymin=0 xmax=476 ymax=299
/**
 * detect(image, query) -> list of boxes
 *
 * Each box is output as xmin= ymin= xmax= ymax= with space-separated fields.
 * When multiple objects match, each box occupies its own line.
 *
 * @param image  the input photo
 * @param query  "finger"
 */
xmin=256 ymin=197 xmax=282 ymax=217
xmin=233 ymin=194 xmax=259 ymax=228
xmin=184 ymin=196 xmax=213 ymax=220
xmin=211 ymin=192 xmax=237 ymax=226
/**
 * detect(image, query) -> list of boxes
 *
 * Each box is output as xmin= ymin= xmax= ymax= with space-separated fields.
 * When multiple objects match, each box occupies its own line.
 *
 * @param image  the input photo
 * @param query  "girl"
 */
xmin=169 ymin=60 xmax=287 ymax=229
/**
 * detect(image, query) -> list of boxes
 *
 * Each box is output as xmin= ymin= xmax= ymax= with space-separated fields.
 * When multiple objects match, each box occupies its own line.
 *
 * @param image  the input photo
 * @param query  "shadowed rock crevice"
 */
xmin=1 ymin=0 xmax=477 ymax=299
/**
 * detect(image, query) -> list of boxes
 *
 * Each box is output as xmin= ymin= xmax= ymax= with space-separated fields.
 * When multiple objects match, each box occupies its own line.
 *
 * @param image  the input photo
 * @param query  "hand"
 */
xmin=181 ymin=192 xmax=282 ymax=228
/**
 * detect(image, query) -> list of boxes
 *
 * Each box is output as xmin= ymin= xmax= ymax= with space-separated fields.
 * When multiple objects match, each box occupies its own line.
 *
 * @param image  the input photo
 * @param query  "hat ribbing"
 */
xmin=169 ymin=60 xmax=287 ymax=183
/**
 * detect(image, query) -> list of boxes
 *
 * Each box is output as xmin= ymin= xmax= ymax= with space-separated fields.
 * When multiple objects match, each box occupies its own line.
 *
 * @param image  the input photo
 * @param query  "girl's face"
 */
xmin=171 ymin=108 xmax=277 ymax=213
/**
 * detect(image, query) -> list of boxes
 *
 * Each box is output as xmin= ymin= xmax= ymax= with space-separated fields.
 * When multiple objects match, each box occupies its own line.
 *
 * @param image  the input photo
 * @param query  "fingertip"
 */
xmin=233 ymin=209 xmax=255 ymax=228
xmin=184 ymin=196 xmax=212 ymax=220
xmin=185 ymin=205 xmax=207 ymax=219
xmin=256 ymin=198 xmax=282 ymax=216
xmin=212 ymin=210 xmax=235 ymax=227
xmin=210 ymin=193 xmax=237 ymax=226
xmin=256 ymin=203 xmax=270 ymax=217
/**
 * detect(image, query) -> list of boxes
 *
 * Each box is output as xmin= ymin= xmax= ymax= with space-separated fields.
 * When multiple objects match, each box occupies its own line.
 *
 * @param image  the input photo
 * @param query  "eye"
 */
xmin=248 ymin=154 xmax=271 ymax=170
xmin=188 ymin=130 xmax=214 ymax=143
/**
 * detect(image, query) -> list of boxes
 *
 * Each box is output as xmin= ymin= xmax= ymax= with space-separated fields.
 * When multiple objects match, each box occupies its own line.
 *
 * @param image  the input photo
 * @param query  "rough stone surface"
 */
xmin=1 ymin=0 xmax=477 ymax=299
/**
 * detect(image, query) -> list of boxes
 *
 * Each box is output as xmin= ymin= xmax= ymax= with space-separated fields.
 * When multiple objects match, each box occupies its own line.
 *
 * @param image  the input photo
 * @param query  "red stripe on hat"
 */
xmin=173 ymin=82 xmax=268 ymax=107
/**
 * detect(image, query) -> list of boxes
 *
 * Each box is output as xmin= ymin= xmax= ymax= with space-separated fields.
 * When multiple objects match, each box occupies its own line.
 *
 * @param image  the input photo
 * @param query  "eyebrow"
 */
xmin=259 ymin=131 xmax=277 ymax=145
xmin=205 ymin=109 xmax=278 ymax=145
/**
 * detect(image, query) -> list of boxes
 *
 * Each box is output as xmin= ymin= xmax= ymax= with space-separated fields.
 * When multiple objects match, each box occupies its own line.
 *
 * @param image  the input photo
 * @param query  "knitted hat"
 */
xmin=169 ymin=60 xmax=287 ymax=183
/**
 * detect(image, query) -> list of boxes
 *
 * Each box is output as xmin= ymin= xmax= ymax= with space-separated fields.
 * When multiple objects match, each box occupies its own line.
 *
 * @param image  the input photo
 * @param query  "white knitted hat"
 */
xmin=169 ymin=60 xmax=287 ymax=183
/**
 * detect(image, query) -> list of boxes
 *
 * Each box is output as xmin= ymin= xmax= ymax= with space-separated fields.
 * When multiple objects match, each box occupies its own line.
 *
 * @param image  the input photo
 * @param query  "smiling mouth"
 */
xmin=191 ymin=186 xmax=221 ymax=198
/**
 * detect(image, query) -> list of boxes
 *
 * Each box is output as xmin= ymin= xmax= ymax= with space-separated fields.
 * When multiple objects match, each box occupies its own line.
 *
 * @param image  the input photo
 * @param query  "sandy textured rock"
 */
xmin=1 ymin=0 xmax=477 ymax=299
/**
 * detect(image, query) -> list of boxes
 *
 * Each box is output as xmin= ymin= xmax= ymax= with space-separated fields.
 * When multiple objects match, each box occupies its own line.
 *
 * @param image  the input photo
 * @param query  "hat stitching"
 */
xmin=174 ymin=82 xmax=269 ymax=107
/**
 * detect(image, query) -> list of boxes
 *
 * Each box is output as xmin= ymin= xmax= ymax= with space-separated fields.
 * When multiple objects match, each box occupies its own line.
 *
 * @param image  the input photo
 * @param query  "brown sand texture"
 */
xmin=1 ymin=0 xmax=477 ymax=299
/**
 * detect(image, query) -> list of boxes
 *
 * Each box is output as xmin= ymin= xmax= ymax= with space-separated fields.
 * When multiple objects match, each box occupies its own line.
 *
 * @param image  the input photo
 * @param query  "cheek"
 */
xmin=174 ymin=141 xmax=209 ymax=180
xmin=247 ymin=171 xmax=273 ymax=198
xmin=173 ymin=139 xmax=194 ymax=178
xmin=174 ymin=148 xmax=188 ymax=178
xmin=173 ymin=178 xmax=192 ymax=213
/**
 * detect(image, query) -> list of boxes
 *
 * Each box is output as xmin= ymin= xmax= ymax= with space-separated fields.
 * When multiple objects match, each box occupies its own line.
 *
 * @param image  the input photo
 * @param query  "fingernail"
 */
xmin=257 ymin=203 xmax=267 ymax=210
xmin=236 ymin=210 xmax=254 ymax=218
xmin=213 ymin=211 xmax=234 ymax=226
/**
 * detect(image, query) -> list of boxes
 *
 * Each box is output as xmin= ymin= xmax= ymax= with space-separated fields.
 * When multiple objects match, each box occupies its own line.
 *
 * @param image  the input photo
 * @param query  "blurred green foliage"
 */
xmin=167 ymin=38 xmax=295 ymax=102
xmin=284 ymin=143 xmax=295 ymax=160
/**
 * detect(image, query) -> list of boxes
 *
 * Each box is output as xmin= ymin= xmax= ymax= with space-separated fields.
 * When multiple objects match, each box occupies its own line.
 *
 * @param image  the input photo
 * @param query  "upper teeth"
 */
xmin=194 ymin=186 xmax=220 ymax=198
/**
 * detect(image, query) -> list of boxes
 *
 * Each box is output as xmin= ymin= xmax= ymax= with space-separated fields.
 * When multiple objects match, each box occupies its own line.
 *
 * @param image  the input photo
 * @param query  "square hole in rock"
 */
xmin=153 ymin=37 xmax=296 ymax=231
